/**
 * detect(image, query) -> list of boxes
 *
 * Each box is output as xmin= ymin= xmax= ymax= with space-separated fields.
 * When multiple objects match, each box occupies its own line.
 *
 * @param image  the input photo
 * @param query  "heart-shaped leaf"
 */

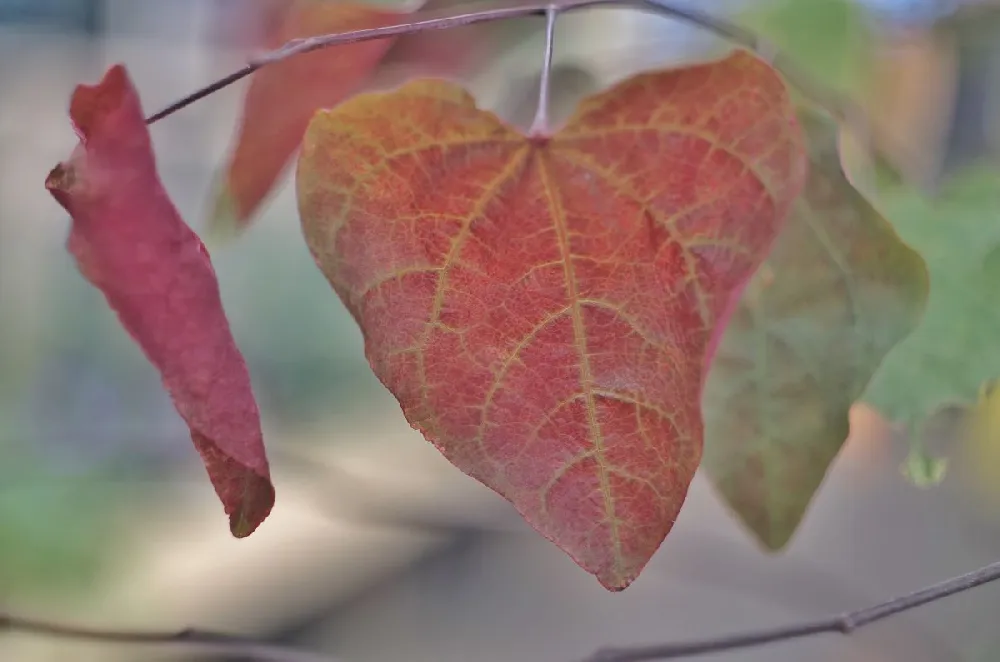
xmin=296 ymin=50 xmax=806 ymax=589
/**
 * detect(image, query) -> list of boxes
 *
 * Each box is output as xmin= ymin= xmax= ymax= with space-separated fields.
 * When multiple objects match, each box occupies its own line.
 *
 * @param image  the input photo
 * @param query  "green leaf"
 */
xmin=702 ymin=108 xmax=929 ymax=550
xmin=862 ymin=167 xmax=1000 ymax=426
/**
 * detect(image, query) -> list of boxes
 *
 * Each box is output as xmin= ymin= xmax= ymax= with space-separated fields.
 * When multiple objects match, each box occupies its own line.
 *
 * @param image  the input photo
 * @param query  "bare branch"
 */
xmin=0 ymin=612 xmax=340 ymax=662
xmin=142 ymin=0 xmax=867 ymax=131
xmin=583 ymin=558 xmax=1000 ymax=661
xmin=250 ymin=0 xmax=584 ymax=68
xmin=5 ymin=558 xmax=1000 ymax=660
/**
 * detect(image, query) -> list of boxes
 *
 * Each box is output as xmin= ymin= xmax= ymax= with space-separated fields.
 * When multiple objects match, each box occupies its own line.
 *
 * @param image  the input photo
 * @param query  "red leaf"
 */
xmin=46 ymin=65 xmax=274 ymax=537
xmin=209 ymin=0 xmax=405 ymax=236
xmin=297 ymin=50 xmax=807 ymax=589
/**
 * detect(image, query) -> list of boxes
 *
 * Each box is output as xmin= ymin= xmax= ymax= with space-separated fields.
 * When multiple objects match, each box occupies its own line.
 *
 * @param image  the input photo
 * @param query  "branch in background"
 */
xmin=585 ymin=558 xmax=1000 ymax=661
xmin=3 ymin=558 xmax=1000 ymax=660
xmin=144 ymin=0 xmax=599 ymax=123
xmin=0 ymin=612 xmax=338 ymax=662
xmin=144 ymin=0 xmax=874 ymax=140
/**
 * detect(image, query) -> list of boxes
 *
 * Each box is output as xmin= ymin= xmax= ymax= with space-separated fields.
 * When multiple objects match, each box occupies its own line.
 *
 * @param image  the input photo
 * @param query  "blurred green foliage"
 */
xmin=739 ymin=0 xmax=874 ymax=94
xmin=862 ymin=167 xmax=1000 ymax=428
xmin=0 ymin=438 xmax=121 ymax=597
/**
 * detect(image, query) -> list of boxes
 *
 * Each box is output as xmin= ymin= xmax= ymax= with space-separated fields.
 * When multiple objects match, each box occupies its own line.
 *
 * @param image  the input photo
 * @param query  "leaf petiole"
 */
xmin=529 ymin=4 xmax=559 ymax=136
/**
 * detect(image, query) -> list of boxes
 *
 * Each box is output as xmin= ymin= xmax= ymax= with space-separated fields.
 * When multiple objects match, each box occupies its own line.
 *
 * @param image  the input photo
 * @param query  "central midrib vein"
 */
xmin=537 ymin=150 xmax=623 ymax=577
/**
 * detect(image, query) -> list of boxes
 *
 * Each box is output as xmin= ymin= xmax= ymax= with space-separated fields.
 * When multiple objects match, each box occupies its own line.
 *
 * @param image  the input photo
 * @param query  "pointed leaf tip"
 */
xmin=297 ymin=50 xmax=807 ymax=588
xmin=48 ymin=64 xmax=275 ymax=536
xmin=204 ymin=184 xmax=243 ymax=248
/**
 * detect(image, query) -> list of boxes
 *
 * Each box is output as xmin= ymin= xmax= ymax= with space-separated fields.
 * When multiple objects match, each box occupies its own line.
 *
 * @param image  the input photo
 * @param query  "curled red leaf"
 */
xmin=46 ymin=65 xmax=274 ymax=537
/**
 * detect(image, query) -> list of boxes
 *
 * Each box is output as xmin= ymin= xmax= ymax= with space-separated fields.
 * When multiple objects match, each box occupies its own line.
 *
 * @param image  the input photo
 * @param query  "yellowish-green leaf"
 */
xmin=702 ymin=107 xmax=929 ymax=549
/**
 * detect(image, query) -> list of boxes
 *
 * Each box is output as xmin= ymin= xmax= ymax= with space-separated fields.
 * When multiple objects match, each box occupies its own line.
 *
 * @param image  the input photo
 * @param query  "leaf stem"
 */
xmin=529 ymin=4 xmax=559 ymax=136
xmin=583 ymin=558 xmax=1000 ymax=661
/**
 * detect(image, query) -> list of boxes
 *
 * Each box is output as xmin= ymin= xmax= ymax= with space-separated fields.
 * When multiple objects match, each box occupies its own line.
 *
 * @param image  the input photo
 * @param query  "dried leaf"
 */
xmin=46 ymin=65 xmax=274 ymax=537
xmin=701 ymin=107 xmax=929 ymax=550
xmin=297 ymin=50 xmax=806 ymax=589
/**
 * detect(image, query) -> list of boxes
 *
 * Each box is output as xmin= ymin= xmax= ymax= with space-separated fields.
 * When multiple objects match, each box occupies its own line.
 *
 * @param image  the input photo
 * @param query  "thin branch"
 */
xmin=145 ymin=65 xmax=257 ymax=124
xmin=143 ymin=0 xmax=869 ymax=131
xmin=250 ymin=0 xmax=581 ymax=67
xmin=583 ymin=558 xmax=1000 ymax=661
xmin=144 ymin=0 xmax=596 ymax=124
xmin=0 ymin=612 xmax=339 ymax=662
xmin=5 ymin=558 xmax=1000 ymax=660
xmin=529 ymin=4 xmax=560 ymax=135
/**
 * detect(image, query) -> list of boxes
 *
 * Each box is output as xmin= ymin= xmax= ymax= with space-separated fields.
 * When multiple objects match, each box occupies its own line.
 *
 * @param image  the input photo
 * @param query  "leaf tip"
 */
xmin=44 ymin=162 xmax=75 ymax=208
xmin=204 ymin=183 xmax=246 ymax=247
xmin=68 ymin=63 xmax=134 ymax=143
xmin=757 ymin=528 xmax=795 ymax=553
xmin=568 ymin=538 xmax=658 ymax=592
xmin=597 ymin=574 xmax=636 ymax=593
xmin=228 ymin=474 xmax=276 ymax=538
xmin=750 ymin=510 xmax=799 ymax=552
xmin=190 ymin=431 xmax=275 ymax=537
xmin=712 ymin=483 xmax=804 ymax=553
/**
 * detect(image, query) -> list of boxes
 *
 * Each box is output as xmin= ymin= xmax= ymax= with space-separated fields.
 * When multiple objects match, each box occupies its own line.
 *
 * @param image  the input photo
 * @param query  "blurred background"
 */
xmin=3 ymin=0 xmax=1000 ymax=660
